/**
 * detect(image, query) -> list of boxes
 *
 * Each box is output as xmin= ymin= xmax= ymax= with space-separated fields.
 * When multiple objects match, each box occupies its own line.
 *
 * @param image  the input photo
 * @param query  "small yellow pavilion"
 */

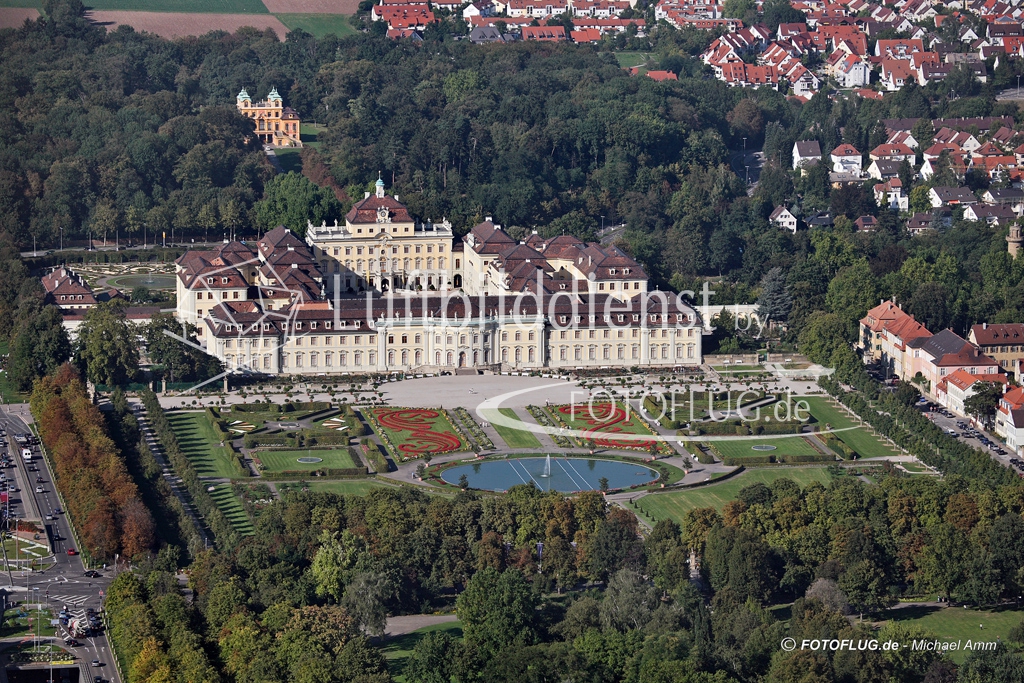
xmin=236 ymin=87 xmax=302 ymax=147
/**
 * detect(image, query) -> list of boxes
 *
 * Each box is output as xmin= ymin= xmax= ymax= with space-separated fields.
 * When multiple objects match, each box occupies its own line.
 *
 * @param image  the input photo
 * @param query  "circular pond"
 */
xmin=751 ymin=444 xmax=777 ymax=451
xmin=108 ymin=274 xmax=177 ymax=290
xmin=296 ymin=457 xmax=323 ymax=463
xmin=440 ymin=456 xmax=659 ymax=492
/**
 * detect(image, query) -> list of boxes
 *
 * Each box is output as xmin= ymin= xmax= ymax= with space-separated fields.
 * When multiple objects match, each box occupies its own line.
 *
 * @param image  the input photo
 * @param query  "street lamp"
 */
xmin=746 ymin=165 xmax=750 ymax=184
xmin=600 ymin=215 xmax=605 ymax=233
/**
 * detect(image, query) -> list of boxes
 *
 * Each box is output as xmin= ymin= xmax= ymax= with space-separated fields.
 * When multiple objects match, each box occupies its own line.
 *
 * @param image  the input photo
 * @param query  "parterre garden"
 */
xmin=485 ymin=408 xmax=543 ymax=449
xmin=366 ymin=407 xmax=466 ymax=459
xmin=546 ymin=402 xmax=673 ymax=454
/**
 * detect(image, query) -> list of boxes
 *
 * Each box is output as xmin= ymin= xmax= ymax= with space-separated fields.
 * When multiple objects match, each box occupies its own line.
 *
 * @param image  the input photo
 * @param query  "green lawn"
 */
xmin=637 ymin=467 xmax=834 ymax=523
xmin=276 ymin=479 xmax=391 ymax=497
xmin=274 ymin=148 xmax=303 ymax=174
xmin=276 ymin=14 xmax=357 ymax=38
xmin=879 ymin=605 xmax=1024 ymax=663
xmin=256 ymin=448 xmax=358 ymax=472
xmin=167 ymin=412 xmax=244 ymax=479
xmin=710 ymin=435 xmax=821 ymax=460
xmin=615 ymin=52 xmax=651 ymax=68
xmin=383 ymin=620 xmax=463 ymax=682
xmin=485 ymin=408 xmax=542 ymax=449
xmin=209 ymin=484 xmax=255 ymax=536
xmin=0 ymin=340 xmax=27 ymax=404
xmin=803 ymin=397 xmax=900 ymax=459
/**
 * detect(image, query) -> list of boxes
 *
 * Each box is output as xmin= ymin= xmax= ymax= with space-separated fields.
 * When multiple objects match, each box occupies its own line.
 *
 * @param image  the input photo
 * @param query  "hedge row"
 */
xmin=820 ymin=377 xmax=1018 ymax=488
xmin=142 ymin=390 xmax=242 ymax=550
xmin=820 ymin=432 xmax=857 ymax=460
xmin=205 ymin=408 xmax=249 ymax=477
xmin=721 ymin=454 xmax=833 ymax=466
xmin=261 ymin=468 xmax=367 ymax=480
xmin=108 ymin=391 xmax=204 ymax=559
xmin=454 ymin=407 xmax=495 ymax=450
xmin=360 ymin=440 xmax=391 ymax=473
xmin=227 ymin=401 xmax=331 ymax=413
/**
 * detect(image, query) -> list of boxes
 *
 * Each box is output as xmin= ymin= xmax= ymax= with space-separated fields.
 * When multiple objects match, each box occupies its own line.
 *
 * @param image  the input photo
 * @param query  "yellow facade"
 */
xmin=236 ymin=88 xmax=301 ymax=147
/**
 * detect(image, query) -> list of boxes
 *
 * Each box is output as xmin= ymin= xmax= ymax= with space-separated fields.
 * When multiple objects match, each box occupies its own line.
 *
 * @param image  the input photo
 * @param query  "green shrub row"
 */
xmin=721 ymin=454 xmax=832 ymax=466
xmin=527 ymin=406 xmax=573 ymax=448
xmin=261 ymin=467 xmax=367 ymax=480
xmin=454 ymin=407 xmax=495 ymax=450
xmin=360 ymin=439 xmax=391 ymax=473
xmin=821 ymin=432 xmax=857 ymax=460
xmin=205 ymin=408 xmax=249 ymax=477
xmin=141 ymin=390 xmax=242 ymax=550
xmin=228 ymin=401 xmax=331 ymax=413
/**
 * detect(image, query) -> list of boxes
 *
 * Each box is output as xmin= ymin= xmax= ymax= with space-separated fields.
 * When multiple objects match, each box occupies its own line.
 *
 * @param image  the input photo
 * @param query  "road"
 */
xmin=0 ymin=407 xmax=121 ymax=683
xmin=730 ymin=149 xmax=764 ymax=194
xmin=921 ymin=405 xmax=1020 ymax=473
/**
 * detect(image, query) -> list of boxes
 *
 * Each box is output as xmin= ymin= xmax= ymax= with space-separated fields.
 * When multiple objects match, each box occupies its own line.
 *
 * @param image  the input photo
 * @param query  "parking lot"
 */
xmin=917 ymin=399 xmax=1023 ymax=476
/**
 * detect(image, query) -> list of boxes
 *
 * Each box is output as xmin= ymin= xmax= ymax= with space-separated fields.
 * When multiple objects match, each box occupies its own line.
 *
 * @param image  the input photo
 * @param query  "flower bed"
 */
xmin=546 ymin=403 xmax=674 ymax=454
xmin=453 ymin=407 xmax=495 ymax=450
xmin=526 ymin=405 xmax=574 ymax=448
xmin=365 ymin=407 xmax=466 ymax=460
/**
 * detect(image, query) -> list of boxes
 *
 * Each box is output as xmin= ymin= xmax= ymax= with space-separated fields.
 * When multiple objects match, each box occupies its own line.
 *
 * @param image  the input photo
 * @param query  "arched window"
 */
xmin=340 ymin=352 xmax=347 ymax=366
xmin=473 ymin=351 xmax=479 ymax=365
xmin=282 ymin=354 xmax=289 ymax=368
xmin=447 ymin=351 xmax=454 ymax=365
xmin=295 ymin=353 xmax=304 ymax=368
xmin=264 ymin=354 xmax=272 ymax=370
xmin=502 ymin=348 xmax=508 ymax=362
xmin=515 ymin=347 xmax=522 ymax=363
xmin=528 ymin=347 xmax=535 ymax=362
xmin=325 ymin=352 xmax=333 ymax=367
xmin=354 ymin=351 xmax=362 ymax=366
xmin=310 ymin=353 xmax=318 ymax=368
xmin=435 ymin=351 xmax=441 ymax=365
xmin=402 ymin=350 xmax=408 ymax=365
xmin=388 ymin=350 xmax=395 ymax=365
xmin=415 ymin=350 xmax=422 ymax=365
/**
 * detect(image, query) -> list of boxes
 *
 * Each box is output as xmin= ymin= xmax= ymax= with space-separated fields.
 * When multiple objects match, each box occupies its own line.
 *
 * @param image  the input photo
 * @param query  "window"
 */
xmin=501 ymin=332 xmax=508 ymax=342
xmin=310 ymin=353 xmax=318 ymax=367
xmin=325 ymin=352 xmax=333 ymax=367
xmin=603 ymin=346 xmax=610 ymax=360
xmin=415 ymin=350 xmax=422 ymax=364
xmin=632 ymin=346 xmax=639 ymax=359
xmin=264 ymin=355 xmax=272 ymax=369
xmin=354 ymin=351 xmax=362 ymax=366
xmin=574 ymin=347 xmax=582 ymax=361
xmin=560 ymin=347 xmax=567 ymax=360
xmin=528 ymin=331 xmax=535 ymax=341
xmin=296 ymin=353 xmax=304 ymax=368
xmin=460 ymin=335 xmax=467 ymax=345
xmin=388 ymin=350 xmax=395 ymax=365
xmin=369 ymin=352 xmax=375 ymax=364
xmin=515 ymin=331 xmax=522 ymax=341
xmin=589 ymin=346 xmax=596 ymax=360
xmin=515 ymin=348 xmax=522 ymax=363
xmin=225 ymin=340 xmax=233 ymax=348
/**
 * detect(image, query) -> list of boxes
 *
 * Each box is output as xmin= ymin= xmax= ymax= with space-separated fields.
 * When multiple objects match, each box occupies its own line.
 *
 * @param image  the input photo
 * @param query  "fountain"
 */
xmin=541 ymin=454 xmax=552 ymax=478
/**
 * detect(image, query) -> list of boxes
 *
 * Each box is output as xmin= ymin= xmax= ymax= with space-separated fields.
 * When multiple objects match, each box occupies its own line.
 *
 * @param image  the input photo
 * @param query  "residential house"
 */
xmin=570 ymin=27 xmax=602 ymax=42
xmin=867 ymin=159 xmax=903 ymax=180
xmin=905 ymin=328 xmax=1002 ymax=396
xmin=793 ymin=140 xmax=822 ymax=169
xmin=994 ymin=385 xmax=1024 ymax=454
xmin=938 ymin=368 xmax=1008 ymax=415
xmin=870 ymin=143 xmax=915 ymax=162
xmin=462 ymin=0 xmax=495 ymax=20
xmin=888 ymin=130 xmax=919 ymax=149
xmin=934 ymin=127 xmax=981 ymax=153
xmin=521 ymin=25 xmax=567 ymax=40
xmin=859 ymin=299 xmax=910 ymax=362
xmin=770 ymin=206 xmax=798 ymax=232
xmin=963 ymin=203 xmax=1018 ymax=224
xmin=929 ymin=186 xmax=977 ymax=206
xmin=881 ymin=59 xmax=915 ymax=90
xmin=506 ymin=0 xmax=570 ymax=16
xmin=830 ymin=143 xmax=862 ymax=173
xmin=835 ymin=53 xmax=872 ymax=87
xmin=968 ymin=323 xmax=1024 ymax=375
xmin=874 ymin=178 xmax=909 ymax=211
xmin=854 ymin=215 xmax=878 ymax=231
xmin=907 ymin=210 xmax=950 ymax=233
xmin=875 ymin=38 xmax=925 ymax=59
xmin=981 ymin=187 xmax=1024 ymax=211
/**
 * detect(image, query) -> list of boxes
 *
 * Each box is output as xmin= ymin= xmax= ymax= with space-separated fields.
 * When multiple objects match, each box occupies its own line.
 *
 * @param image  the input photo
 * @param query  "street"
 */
xmin=920 ymin=404 xmax=1021 ymax=473
xmin=0 ymin=407 xmax=120 ymax=683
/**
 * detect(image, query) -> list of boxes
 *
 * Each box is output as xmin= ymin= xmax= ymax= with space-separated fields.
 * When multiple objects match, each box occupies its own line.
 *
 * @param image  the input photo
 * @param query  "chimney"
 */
xmin=486 ymin=216 xmax=492 ymax=222
xmin=292 ymin=263 xmax=297 ymax=269
xmin=364 ymin=191 xmax=370 ymax=199
xmin=394 ymin=195 xmax=399 ymax=201
xmin=984 ymin=322 xmax=988 ymax=329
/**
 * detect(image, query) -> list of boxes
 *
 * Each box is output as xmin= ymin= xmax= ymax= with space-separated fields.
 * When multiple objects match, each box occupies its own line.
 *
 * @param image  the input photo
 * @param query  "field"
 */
xmin=208 ymin=484 xmax=255 ymax=536
xmin=369 ymin=408 xmax=465 ymax=458
xmin=255 ymin=448 xmax=358 ymax=472
xmin=86 ymin=10 xmax=288 ymax=38
xmin=262 ymin=0 xmax=359 ymax=12
xmin=551 ymin=403 xmax=659 ymax=450
xmin=486 ymin=408 xmax=542 ymax=449
xmin=710 ymin=435 xmax=822 ymax=460
xmin=81 ymin=0 xmax=269 ymax=12
xmin=276 ymin=479 xmax=391 ymax=496
xmin=615 ymin=52 xmax=652 ymax=68
xmin=383 ymin=620 xmax=463 ymax=682
xmin=879 ymin=605 xmax=1024 ymax=663
xmin=0 ymin=7 xmax=38 ymax=28
xmin=275 ymin=14 xmax=357 ymax=37
xmin=167 ymin=412 xmax=244 ymax=479
xmin=803 ymin=397 xmax=900 ymax=459
xmin=637 ymin=467 xmax=835 ymax=523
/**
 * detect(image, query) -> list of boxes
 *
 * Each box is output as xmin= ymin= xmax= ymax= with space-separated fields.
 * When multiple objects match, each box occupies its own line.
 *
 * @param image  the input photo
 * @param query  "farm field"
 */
xmin=710 ymin=435 xmax=821 ymax=460
xmin=879 ymin=605 xmax=1024 ymax=663
xmin=167 ymin=412 xmax=244 ymax=479
xmin=803 ymin=396 xmax=900 ymax=459
xmin=369 ymin=408 xmax=465 ymax=458
xmin=85 ymin=10 xmax=288 ymax=38
xmin=637 ymin=467 xmax=835 ymax=523
xmin=209 ymin=484 xmax=255 ymax=536
xmin=262 ymin=0 xmax=359 ymax=12
xmin=486 ymin=408 xmax=542 ymax=449
xmin=275 ymin=14 xmax=357 ymax=37
xmin=81 ymin=0 xmax=269 ymax=13
xmin=276 ymin=479 xmax=392 ymax=496
xmin=256 ymin=448 xmax=359 ymax=472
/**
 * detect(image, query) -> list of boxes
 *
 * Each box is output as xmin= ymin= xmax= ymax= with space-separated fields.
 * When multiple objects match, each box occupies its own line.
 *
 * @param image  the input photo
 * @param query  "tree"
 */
xmin=755 ymin=266 xmax=792 ymax=330
xmin=75 ymin=302 xmax=139 ymax=387
xmin=963 ymin=382 xmax=1003 ymax=424
xmin=761 ymin=0 xmax=803 ymax=30
xmin=597 ymin=569 xmax=660 ymax=632
xmin=910 ymin=185 xmax=932 ymax=213
xmin=894 ymin=380 xmax=920 ymax=407
xmin=252 ymin=172 xmax=344 ymax=238
xmin=798 ymin=311 xmax=851 ymax=365
xmin=8 ymin=306 xmax=71 ymax=391
xmin=343 ymin=570 xmax=396 ymax=637
xmin=456 ymin=568 xmax=538 ymax=660
xmin=404 ymin=631 xmax=461 ymax=683
xmin=839 ymin=559 xmax=894 ymax=618
xmin=144 ymin=313 xmax=221 ymax=383
xmin=908 ymin=282 xmax=949 ymax=331
xmin=805 ymin=578 xmax=851 ymax=615
xmin=825 ymin=259 xmax=877 ymax=333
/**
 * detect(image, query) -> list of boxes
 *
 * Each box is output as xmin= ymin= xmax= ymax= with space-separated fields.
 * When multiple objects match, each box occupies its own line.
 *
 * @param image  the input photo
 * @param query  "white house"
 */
xmin=874 ymin=179 xmax=909 ymax=211
xmin=836 ymin=54 xmax=871 ymax=87
xmin=770 ymin=206 xmax=798 ymax=233
xmin=830 ymin=143 xmax=862 ymax=174
xmin=793 ymin=140 xmax=822 ymax=170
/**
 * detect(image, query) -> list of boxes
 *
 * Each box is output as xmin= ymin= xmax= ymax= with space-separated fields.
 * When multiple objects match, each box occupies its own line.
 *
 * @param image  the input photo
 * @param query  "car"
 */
xmin=53 ymin=507 xmax=61 ymax=514
xmin=84 ymin=570 xmax=101 ymax=578
xmin=67 ymin=548 xmax=77 ymax=556
xmin=45 ymin=514 xmax=53 ymax=521
xmin=34 ymin=486 xmax=42 ymax=493
xmin=91 ymin=659 xmax=101 ymax=667
xmin=95 ymin=677 xmax=104 ymax=683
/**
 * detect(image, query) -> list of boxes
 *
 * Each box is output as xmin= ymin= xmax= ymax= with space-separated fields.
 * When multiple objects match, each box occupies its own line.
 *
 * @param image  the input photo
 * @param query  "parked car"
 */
xmin=67 ymin=548 xmax=77 ymax=556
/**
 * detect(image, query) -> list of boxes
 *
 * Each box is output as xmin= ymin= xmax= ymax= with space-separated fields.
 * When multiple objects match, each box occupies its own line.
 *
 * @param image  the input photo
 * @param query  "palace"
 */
xmin=236 ymin=88 xmax=301 ymax=147
xmin=174 ymin=180 xmax=705 ymax=375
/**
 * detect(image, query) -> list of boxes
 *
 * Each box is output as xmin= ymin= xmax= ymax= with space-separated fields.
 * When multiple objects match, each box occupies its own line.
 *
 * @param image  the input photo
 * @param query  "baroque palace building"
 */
xmin=174 ymin=180 xmax=705 ymax=375
xmin=236 ymin=87 xmax=302 ymax=147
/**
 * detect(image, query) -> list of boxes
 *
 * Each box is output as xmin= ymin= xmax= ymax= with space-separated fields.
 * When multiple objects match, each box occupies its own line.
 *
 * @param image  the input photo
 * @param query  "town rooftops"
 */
xmin=970 ymin=322 xmax=1024 ymax=345
xmin=345 ymin=192 xmax=415 ymax=225
xmin=465 ymin=219 xmax=516 ymax=254
xmin=795 ymin=140 xmax=822 ymax=157
xmin=832 ymin=143 xmax=861 ymax=156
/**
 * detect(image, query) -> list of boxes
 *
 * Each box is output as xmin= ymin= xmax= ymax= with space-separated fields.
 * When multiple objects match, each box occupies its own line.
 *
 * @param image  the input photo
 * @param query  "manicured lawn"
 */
xmin=274 ymin=148 xmax=303 ymax=174
xmin=368 ymin=408 xmax=466 ymax=458
xmin=879 ymin=605 xmax=1024 ymax=663
xmin=710 ymin=435 xmax=821 ymax=460
xmin=383 ymin=620 xmax=463 ymax=682
xmin=0 ymin=340 xmax=27 ymax=404
xmin=276 ymin=479 xmax=391 ymax=497
xmin=276 ymin=14 xmax=357 ymax=38
xmin=167 ymin=412 xmax=244 ymax=479
xmin=208 ymin=484 xmax=255 ymax=536
xmin=615 ymin=52 xmax=651 ymax=68
xmin=803 ymin=397 xmax=900 ymax=459
xmin=256 ymin=448 xmax=358 ymax=472
xmin=486 ymin=408 xmax=542 ymax=449
xmin=637 ymin=467 xmax=834 ymax=523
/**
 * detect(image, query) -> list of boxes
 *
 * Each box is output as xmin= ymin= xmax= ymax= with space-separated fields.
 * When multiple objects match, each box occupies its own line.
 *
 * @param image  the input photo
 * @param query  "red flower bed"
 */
xmin=374 ymin=408 xmax=463 ymax=456
xmin=556 ymin=403 xmax=657 ymax=449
